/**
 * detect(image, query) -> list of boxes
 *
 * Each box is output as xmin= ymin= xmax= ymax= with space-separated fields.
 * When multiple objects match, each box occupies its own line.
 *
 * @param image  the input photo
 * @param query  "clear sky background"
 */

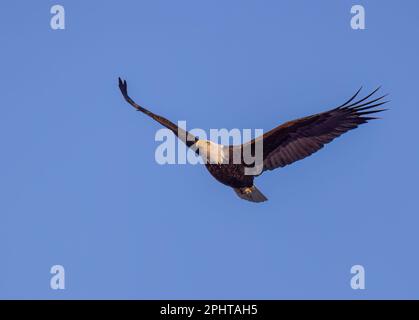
xmin=1 ymin=0 xmax=418 ymax=299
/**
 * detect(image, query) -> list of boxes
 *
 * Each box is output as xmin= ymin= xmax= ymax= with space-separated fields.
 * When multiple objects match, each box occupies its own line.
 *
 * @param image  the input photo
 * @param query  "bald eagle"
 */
xmin=118 ymin=78 xmax=387 ymax=203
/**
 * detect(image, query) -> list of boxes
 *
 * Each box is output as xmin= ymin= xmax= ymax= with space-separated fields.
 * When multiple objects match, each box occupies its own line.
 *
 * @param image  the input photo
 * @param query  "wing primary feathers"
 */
xmin=118 ymin=77 xmax=150 ymax=113
xmin=352 ymin=100 xmax=389 ymax=112
xmin=118 ymin=77 xmax=127 ymax=96
xmin=357 ymin=108 xmax=388 ymax=116
xmin=362 ymin=116 xmax=381 ymax=120
xmin=336 ymin=86 xmax=363 ymax=108
xmin=338 ymin=87 xmax=389 ymax=118
xmin=351 ymin=94 xmax=389 ymax=110
xmin=343 ymin=86 xmax=382 ymax=109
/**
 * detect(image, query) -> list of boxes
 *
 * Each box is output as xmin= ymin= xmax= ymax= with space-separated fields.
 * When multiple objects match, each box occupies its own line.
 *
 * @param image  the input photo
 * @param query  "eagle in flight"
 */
xmin=118 ymin=78 xmax=387 ymax=203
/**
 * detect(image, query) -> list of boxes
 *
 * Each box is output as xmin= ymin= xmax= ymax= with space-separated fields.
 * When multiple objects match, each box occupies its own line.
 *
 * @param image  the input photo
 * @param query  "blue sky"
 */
xmin=1 ymin=0 xmax=418 ymax=299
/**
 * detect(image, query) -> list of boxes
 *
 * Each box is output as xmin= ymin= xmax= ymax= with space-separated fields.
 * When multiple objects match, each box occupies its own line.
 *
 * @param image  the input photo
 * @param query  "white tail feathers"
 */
xmin=234 ymin=185 xmax=268 ymax=203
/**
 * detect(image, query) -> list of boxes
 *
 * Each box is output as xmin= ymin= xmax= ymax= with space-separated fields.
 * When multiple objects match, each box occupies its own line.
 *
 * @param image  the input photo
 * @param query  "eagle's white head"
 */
xmin=194 ymin=140 xmax=227 ymax=164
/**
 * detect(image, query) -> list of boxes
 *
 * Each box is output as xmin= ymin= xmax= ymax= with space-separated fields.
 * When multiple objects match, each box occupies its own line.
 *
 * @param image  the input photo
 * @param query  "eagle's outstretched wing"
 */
xmin=248 ymin=87 xmax=388 ymax=172
xmin=118 ymin=77 xmax=198 ymax=147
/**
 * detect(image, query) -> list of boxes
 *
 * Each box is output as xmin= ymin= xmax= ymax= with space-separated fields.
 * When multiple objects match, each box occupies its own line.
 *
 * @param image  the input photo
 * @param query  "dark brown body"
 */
xmin=204 ymin=146 xmax=256 ymax=189
xmin=205 ymin=163 xmax=254 ymax=189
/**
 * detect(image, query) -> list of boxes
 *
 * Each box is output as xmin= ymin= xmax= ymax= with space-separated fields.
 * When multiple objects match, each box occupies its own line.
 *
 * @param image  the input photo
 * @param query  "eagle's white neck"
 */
xmin=194 ymin=140 xmax=227 ymax=164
